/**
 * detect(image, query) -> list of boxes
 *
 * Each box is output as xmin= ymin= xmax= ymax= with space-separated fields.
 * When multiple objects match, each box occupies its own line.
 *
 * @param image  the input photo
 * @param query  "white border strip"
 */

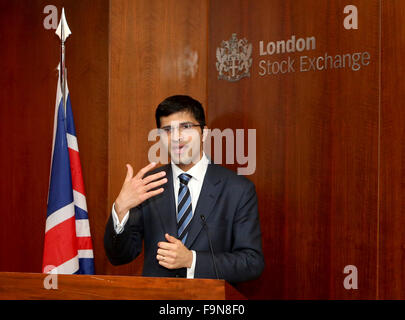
xmin=45 ymin=202 xmax=75 ymax=233
xmin=75 ymin=219 xmax=91 ymax=237
xmin=78 ymin=250 xmax=94 ymax=259
xmin=67 ymin=133 xmax=79 ymax=152
xmin=73 ymin=190 xmax=88 ymax=212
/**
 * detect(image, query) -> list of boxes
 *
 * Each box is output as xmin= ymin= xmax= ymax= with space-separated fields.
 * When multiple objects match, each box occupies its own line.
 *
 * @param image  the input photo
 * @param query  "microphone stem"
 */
xmin=201 ymin=215 xmax=220 ymax=280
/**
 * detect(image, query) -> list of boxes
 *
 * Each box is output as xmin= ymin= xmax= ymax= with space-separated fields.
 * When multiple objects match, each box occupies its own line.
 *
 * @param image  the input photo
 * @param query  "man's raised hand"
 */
xmin=114 ymin=162 xmax=167 ymax=221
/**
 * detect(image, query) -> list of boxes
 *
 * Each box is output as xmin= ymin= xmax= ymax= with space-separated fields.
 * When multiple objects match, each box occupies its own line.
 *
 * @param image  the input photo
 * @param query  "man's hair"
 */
xmin=155 ymin=95 xmax=206 ymax=129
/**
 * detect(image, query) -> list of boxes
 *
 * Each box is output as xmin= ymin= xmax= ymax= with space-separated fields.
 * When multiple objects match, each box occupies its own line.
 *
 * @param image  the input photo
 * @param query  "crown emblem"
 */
xmin=216 ymin=33 xmax=252 ymax=82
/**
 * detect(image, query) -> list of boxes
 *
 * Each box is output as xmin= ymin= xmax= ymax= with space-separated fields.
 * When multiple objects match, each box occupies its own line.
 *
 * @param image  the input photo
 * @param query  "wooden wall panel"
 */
xmin=0 ymin=0 xmax=109 ymax=274
xmin=379 ymin=0 xmax=405 ymax=299
xmin=107 ymin=0 xmax=208 ymax=275
xmin=208 ymin=0 xmax=379 ymax=299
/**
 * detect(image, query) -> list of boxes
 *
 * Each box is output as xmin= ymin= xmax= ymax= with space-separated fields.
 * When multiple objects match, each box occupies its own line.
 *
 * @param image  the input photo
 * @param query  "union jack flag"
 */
xmin=42 ymin=68 xmax=95 ymax=275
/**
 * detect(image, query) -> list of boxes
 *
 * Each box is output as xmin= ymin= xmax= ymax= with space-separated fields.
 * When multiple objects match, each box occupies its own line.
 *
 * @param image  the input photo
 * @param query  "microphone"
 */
xmin=200 ymin=215 xmax=220 ymax=279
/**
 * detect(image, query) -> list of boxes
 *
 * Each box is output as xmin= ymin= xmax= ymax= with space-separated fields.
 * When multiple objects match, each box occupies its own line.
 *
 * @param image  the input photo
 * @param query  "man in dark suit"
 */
xmin=104 ymin=95 xmax=264 ymax=283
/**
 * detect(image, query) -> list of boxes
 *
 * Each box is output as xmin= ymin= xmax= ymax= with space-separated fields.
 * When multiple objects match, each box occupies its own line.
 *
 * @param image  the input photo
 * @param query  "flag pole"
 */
xmin=55 ymin=7 xmax=72 ymax=118
xmin=61 ymin=18 xmax=66 ymax=117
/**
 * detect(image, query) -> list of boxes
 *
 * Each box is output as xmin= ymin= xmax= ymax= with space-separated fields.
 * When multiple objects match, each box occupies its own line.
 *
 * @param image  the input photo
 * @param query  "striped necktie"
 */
xmin=177 ymin=173 xmax=193 ymax=244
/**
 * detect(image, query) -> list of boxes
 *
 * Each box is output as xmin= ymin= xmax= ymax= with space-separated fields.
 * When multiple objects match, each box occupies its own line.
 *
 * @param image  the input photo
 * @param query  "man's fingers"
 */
xmin=157 ymin=241 xmax=176 ymax=250
xmin=134 ymin=162 xmax=156 ymax=180
xmin=157 ymin=254 xmax=174 ymax=264
xmin=143 ymin=188 xmax=164 ymax=201
xmin=157 ymin=248 xmax=174 ymax=258
xmin=125 ymin=164 xmax=134 ymax=182
xmin=144 ymin=178 xmax=168 ymax=192
xmin=156 ymin=254 xmax=173 ymax=263
xmin=165 ymin=233 xmax=179 ymax=244
xmin=142 ymin=170 xmax=166 ymax=185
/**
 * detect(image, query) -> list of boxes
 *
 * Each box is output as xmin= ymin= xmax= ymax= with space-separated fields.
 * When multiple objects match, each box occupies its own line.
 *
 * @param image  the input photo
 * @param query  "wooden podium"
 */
xmin=0 ymin=272 xmax=245 ymax=300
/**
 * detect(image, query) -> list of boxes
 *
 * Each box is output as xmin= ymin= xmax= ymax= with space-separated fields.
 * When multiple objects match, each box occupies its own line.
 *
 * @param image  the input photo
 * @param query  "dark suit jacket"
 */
xmin=104 ymin=163 xmax=264 ymax=283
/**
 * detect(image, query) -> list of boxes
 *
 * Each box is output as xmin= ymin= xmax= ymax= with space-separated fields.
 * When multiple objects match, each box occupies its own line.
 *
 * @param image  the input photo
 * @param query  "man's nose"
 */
xmin=171 ymin=127 xmax=182 ymax=141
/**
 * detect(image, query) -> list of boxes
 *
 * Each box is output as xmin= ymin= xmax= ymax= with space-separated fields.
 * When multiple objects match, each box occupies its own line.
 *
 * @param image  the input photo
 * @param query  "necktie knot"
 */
xmin=179 ymin=173 xmax=192 ymax=185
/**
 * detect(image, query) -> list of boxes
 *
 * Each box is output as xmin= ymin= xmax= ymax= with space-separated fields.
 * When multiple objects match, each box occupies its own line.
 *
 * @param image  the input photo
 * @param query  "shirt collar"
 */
xmin=171 ymin=152 xmax=210 ymax=182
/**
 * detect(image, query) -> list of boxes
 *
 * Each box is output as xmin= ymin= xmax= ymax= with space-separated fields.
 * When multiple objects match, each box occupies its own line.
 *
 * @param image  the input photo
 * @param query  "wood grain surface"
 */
xmin=379 ymin=0 xmax=405 ymax=299
xmin=0 ymin=272 xmax=244 ymax=300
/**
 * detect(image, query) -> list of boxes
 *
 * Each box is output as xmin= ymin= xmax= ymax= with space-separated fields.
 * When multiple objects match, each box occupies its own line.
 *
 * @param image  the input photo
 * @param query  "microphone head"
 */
xmin=200 ymin=214 xmax=205 ymax=221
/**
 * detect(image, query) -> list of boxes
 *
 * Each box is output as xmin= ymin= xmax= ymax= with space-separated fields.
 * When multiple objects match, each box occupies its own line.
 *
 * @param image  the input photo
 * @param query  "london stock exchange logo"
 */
xmin=216 ymin=33 xmax=252 ymax=82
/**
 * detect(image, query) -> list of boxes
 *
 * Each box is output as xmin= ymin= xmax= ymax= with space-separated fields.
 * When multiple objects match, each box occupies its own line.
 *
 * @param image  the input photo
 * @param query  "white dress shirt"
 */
xmin=112 ymin=152 xmax=210 ymax=278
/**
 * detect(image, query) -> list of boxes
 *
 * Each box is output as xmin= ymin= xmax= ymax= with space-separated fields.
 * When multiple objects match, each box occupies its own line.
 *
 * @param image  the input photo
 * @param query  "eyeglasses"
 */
xmin=159 ymin=122 xmax=202 ymax=134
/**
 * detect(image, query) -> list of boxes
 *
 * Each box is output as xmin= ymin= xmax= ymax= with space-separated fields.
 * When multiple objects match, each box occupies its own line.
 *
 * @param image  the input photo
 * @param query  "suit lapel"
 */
xmin=155 ymin=165 xmax=178 ymax=237
xmin=185 ymin=164 xmax=222 ymax=248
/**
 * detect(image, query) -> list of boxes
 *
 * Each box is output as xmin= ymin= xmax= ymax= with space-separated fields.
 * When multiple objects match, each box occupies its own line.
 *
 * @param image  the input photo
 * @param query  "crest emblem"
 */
xmin=216 ymin=33 xmax=252 ymax=82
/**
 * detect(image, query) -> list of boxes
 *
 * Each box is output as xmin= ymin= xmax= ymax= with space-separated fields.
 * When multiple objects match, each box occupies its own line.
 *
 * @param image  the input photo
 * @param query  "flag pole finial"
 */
xmin=55 ymin=8 xmax=72 ymax=42
xmin=55 ymin=8 xmax=71 ymax=117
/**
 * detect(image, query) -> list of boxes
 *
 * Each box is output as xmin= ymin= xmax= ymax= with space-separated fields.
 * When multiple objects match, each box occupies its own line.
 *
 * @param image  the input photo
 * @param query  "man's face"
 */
xmin=159 ymin=111 xmax=205 ymax=166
